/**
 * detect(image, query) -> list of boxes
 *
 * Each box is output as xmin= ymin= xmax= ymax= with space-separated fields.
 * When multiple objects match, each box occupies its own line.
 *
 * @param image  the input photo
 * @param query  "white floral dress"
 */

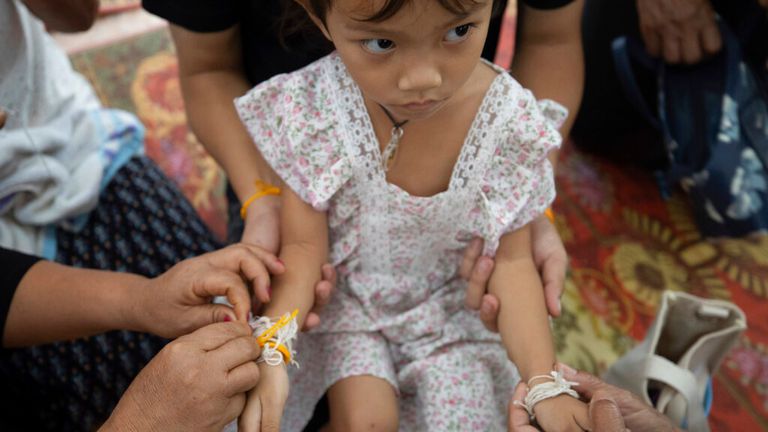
xmin=236 ymin=53 xmax=566 ymax=432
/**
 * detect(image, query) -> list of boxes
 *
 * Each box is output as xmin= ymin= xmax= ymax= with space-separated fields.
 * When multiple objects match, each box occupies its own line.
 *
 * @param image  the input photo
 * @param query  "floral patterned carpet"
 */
xmin=69 ymin=25 xmax=768 ymax=431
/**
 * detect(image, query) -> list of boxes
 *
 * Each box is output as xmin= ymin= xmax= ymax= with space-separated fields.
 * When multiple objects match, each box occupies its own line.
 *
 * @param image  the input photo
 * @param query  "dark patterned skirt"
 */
xmin=0 ymin=156 xmax=220 ymax=431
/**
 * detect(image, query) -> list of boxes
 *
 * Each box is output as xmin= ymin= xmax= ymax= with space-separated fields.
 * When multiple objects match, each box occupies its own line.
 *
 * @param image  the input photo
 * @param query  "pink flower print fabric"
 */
xmin=235 ymin=53 xmax=568 ymax=431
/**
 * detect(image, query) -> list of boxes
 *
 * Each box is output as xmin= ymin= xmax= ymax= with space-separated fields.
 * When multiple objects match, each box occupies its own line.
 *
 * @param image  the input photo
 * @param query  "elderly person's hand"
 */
xmin=636 ymin=0 xmax=722 ymax=64
xmin=129 ymin=243 xmax=284 ymax=338
xmin=101 ymin=322 xmax=262 ymax=431
xmin=509 ymin=363 xmax=682 ymax=432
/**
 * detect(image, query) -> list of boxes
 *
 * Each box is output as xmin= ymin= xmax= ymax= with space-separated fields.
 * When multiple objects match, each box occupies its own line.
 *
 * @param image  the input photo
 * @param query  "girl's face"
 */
xmin=311 ymin=0 xmax=494 ymax=121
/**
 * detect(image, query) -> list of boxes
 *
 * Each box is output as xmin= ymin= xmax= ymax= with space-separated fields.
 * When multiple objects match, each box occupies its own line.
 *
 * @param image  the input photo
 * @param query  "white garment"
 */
xmin=0 ymin=1 xmax=143 ymax=256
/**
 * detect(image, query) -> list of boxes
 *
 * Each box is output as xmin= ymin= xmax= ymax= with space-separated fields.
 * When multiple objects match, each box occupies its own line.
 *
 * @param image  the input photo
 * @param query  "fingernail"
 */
xmin=223 ymin=315 xmax=232 ymax=322
xmin=276 ymin=258 xmax=284 ymax=265
xmin=558 ymin=363 xmax=577 ymax=377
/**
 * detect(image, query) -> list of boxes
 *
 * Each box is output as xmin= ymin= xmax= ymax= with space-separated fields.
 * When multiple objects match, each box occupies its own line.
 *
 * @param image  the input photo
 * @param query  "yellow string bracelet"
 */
xmin=544 ymin=208 xmax=555 ymax=223
xmin=240 ymin=180 xmax=281 ymax=220
xmin=256 ymin=309 xmax=299 ymax=347
xmin=265 ymin=341 xmax=292 ymax=363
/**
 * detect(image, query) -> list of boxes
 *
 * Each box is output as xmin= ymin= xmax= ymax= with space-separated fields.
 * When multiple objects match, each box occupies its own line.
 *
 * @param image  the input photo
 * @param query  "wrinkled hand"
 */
xmin=636 ymin=0 xmax=721 ymax=64
xmin=558 ymin=364 xmax=680 ymax=432
xmin=239 ymin=362 xmax=289 ymax=432
xmin=509 ymin=385 xmax=593 ymax=432
xmin=533 ymin=394 xmax=591 ymax=432
xmin=461 ymin=215 xmax=567 ymax=331
xmin=102 ymin=322 xmax=262 ymax=431
xmin=129 ymin=244 xmax=284 ymax=338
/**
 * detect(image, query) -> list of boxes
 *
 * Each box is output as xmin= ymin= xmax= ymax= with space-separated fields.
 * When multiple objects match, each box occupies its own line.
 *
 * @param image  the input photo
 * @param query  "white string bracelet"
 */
xmin=249 ymin=309 xmax=300 ymax=367
xmin=514 ymin=371 xmax=580 ymax=418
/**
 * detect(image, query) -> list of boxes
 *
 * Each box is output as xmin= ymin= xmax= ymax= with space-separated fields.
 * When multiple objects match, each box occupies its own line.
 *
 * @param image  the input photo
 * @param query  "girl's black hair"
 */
xmin=307 ymin=0 xmax=502 ymax=23
xmin=280 ymin=0 xmax=503 ymax=46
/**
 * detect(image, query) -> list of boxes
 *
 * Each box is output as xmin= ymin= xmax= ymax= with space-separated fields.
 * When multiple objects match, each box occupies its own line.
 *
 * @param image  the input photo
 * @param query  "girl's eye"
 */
xmin=362 ymin=39 xmax=395 ymax=53
xmin=444 ymin=24 xmax=473 ymax=42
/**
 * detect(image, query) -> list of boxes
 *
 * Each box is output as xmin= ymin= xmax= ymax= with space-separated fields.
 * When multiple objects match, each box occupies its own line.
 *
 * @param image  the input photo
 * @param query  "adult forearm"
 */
xmin=489 ymin=258 xmax=557 ymax=382
xmin=511 ymin=1 xmax=585 ymax=169
xmin=510 ymin=40 xmax=584 ymax=139
xmin=3 ymin=261 xmax=143 ymax=347
xmin=180 ymin=70 xmax=280 ymax=201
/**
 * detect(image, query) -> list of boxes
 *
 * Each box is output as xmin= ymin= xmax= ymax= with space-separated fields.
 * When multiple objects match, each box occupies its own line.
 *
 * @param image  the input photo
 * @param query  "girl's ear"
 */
xmin=294 ymin=0 xmax=333 ymax=41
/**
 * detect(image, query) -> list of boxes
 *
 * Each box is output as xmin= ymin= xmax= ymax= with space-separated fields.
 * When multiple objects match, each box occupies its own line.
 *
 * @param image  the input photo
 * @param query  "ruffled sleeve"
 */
xmin=234 ymin=60 xmax=352 ymax=211
xmin=478 ymin=92 xmax=568 ymax=255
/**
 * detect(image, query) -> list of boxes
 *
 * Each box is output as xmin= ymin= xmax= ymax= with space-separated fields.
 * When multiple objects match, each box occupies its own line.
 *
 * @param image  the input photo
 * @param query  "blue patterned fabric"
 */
xmin=613 ymin=22 xmax=768 ymax=237
xmin=0 ymin=156 xmax=220 ymax=431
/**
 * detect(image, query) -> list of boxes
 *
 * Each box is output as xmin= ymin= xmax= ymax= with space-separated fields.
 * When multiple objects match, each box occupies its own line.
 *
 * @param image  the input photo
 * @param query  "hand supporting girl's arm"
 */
xmin=239 ymin=188 xmax=329 ymax=432
xmin=489 ymin=225 xmax=589 ymax=431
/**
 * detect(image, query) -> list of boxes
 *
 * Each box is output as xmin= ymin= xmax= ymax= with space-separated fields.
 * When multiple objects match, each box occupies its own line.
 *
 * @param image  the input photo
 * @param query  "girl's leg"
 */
xmin=0 ymin=156 xmax=221 ymax=431
xmin=327 ymin=375 xmax=399 ymax=432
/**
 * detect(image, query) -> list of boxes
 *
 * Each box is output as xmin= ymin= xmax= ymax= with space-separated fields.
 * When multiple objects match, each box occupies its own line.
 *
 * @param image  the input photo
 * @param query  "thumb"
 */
xmin=591 ymin=396 xmax=627 ymax=432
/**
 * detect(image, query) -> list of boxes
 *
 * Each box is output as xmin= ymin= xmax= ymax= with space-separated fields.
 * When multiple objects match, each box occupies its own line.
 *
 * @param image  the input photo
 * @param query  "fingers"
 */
xmin=464 ymin=256 xmax=494 ymax=310
xmin=226 ymin=361 xmax=262 ymax=396
xmin=556 ymin=363 xmax=605 ymax=401
xmin=661 ymin=30 xmax=682 ymax=64
xmin=210 ymin=335 xmax=262 ymax=371
xmin=256 ymin=393 xmax=283 ymax=432
xmin=590 ymin=396 xmax=627 ymax=432
xmin=541 ymin=254 xmax=566 ymax=318
xmin=699 ymin=19 xmax=722 ymax=57
xmin=194 ymin=272 xmax=254 ymax=322
xmin=180 ymin=321 xmax=253 ymax=351
xmin=303 ymin=264 xmax=335 ymax=331
xmin=679 ymin=25 xmax=702 ymax=64
xmin=479 ymin=294 xmax=499 ymax=332
xmin=640 ymin=26 xmax=661 ymax=58
xmin=321 ymin=262 xmax=337 ymax=288
xmin=459 ymin=238 xmax=483 ymax=280
xmin=222 ymin=393 xmax=248 ymax=429
xmin=508 ymin=382 xmax=535 ymax=431
xmin=239 ymin=391 xmax=263 ymax=432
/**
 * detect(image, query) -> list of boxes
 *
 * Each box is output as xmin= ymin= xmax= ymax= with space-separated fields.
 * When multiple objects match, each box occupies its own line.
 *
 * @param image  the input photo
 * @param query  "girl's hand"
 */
xmin=129 ymin=244 xmax=284 ymax=338
xmin=239 ymin=362 xmax=289 ymax=432
xmin=532 ymin=394 xmax=591 ymax=432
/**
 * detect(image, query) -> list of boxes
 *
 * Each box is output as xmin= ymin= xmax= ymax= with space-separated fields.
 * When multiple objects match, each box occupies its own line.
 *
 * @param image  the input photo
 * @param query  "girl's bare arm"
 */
xmin=488 ymin=225 xmax=556 ymax=381
xmin=260 ymin=188 xmax=329 ymax=326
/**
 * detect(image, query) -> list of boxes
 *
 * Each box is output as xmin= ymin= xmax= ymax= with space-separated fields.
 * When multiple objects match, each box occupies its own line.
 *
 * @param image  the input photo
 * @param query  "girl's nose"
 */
xmin=397 ymin=60 xmax=442 ymax=92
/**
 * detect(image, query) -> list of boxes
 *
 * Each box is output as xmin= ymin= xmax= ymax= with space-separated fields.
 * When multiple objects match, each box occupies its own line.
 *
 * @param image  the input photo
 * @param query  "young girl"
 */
xmin=235 ymin=0 xmax=589 ymax=430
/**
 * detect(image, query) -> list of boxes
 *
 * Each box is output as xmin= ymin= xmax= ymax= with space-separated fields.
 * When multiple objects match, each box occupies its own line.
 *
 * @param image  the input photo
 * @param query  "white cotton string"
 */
xmin=249 ymin=312 xmax=300 ymax=368
xmin=514 ymin=371 xmax=580 ymax=418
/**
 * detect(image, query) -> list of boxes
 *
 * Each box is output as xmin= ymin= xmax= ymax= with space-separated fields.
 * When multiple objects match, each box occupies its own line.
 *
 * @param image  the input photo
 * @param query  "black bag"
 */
xmin=612 ymin=21 xmax=768 ymax=237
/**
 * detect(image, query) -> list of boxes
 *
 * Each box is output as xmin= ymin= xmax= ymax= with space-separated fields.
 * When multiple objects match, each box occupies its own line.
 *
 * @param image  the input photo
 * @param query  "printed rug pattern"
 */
xmin=70 ymin=26 xmax=768 ymax=431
